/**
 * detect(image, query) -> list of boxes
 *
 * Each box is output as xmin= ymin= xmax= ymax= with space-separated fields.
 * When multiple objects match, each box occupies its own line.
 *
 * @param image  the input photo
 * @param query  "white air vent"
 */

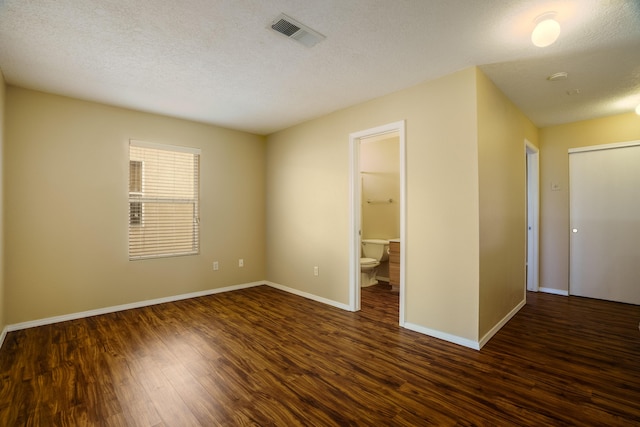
xmin=270 ymin=13 xmax=325 ymax=48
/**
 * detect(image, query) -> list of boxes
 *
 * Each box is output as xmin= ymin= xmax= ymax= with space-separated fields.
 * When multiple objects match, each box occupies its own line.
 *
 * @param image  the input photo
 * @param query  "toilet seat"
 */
xmin=360 ymin=257 xmax=378 ymax=266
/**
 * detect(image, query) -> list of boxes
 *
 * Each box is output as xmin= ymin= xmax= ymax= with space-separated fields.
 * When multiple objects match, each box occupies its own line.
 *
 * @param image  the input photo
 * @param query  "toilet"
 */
xmin=360 ymin=239 xmax=390 ymax=287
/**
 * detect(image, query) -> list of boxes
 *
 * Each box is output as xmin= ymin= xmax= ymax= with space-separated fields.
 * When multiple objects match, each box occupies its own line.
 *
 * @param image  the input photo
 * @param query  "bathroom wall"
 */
xmin=360 ymin=135 xmax=400 ymax=240
xmin=4 ymin=87 xmax=266 ymax=324
xmin=539 ymin=112 xmax=640 ymax=293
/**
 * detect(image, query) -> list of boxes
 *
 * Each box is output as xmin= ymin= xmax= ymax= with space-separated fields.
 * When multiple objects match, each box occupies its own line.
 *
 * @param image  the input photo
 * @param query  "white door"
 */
xmin=569 ymin=142 xmax=640 ymax=305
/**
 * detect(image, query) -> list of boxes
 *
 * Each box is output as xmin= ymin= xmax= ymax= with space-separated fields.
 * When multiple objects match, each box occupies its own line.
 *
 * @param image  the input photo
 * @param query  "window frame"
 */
xmin=128 ymin=140 xmax=201 ymax=260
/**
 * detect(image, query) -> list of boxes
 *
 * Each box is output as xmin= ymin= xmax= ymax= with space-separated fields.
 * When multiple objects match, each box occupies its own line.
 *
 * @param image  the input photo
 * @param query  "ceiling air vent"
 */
xmin=270 ymin=13 xmax=325 ymax=48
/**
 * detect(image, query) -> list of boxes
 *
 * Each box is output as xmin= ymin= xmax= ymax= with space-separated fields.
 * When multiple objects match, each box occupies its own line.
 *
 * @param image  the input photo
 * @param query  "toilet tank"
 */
xmin=361 ymin=239 xmax=390 ymax=262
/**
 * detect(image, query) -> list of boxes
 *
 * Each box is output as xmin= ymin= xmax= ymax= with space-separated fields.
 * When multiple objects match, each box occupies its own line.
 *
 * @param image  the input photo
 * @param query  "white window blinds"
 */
xmin=129 ymin=140 xmax=200 ymax=260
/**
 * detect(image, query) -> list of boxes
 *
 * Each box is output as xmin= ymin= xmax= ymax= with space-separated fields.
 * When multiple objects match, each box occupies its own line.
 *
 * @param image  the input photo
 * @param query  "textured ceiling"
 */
xmin=1 ymin=0 xmax=639 ymax=135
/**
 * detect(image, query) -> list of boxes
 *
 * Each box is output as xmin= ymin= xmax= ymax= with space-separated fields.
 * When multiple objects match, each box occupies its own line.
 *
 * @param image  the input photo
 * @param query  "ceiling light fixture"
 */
xmin=547 ymin=72 xmax=568 ymax=81
xmin=531 ymin=12 xmax=561 ymax=47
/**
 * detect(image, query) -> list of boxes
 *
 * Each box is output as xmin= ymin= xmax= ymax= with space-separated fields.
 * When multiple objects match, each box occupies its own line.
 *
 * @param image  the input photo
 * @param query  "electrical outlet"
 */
xmin=238 ymin=259 xmax=244 ymax=267
xmin=213 ymin=261 xmax=219 ymax=271
xmin=314 ymin=266 xmax=319 ymax=276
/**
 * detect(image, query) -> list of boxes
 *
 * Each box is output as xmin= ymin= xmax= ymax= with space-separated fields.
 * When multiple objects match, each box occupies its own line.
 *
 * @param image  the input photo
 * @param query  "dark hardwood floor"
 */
xmin=1 ymin=284 xmax=639 ymax=426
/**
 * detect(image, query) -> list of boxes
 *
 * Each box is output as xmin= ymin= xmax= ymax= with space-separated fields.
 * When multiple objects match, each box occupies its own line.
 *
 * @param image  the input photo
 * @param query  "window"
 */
xmin=128 ymin=140 xmax=200 ymax=260
xmin=129 ymin=160 xmax=142 ymax=225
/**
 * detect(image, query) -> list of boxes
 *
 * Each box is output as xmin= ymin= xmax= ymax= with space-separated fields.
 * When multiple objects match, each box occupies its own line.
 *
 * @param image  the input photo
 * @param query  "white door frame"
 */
xmin=349 ymin=120 xmax=406 ymax=326
xmin=525 ymin=140 xmax=539 ymax=292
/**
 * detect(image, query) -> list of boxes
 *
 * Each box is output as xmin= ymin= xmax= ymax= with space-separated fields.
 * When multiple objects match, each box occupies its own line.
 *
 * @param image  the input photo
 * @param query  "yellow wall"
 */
xmin=4 ymin=87 xmax=266 ymax=324
xmin=264 ymin=67 xmax=537 ymax=343
xmin=0 ymin=72 xmax=5 ymax=333
xmin=361 ymin=136 xmax=400 ymax=240
xmin=266 ymin=68 xmax=482 ymax=341
xmin=539 ymin=113 xmax=640 ymax=293
xmin=3 ymin=66 xmax=541 ymax=347
xmin=476 ymin=69 xmax=539 ymax=338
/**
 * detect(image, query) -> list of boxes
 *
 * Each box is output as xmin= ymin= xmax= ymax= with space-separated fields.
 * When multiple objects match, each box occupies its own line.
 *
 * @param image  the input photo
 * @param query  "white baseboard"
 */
xmin=539 ymin=287 xmax=569 ymax=296
xmin=404 ymin=298 xmax=526 ymax=351
xmin=0 ymin=280 xmax=350 ymax=351
xmin=0 ymin=281 xmax=523 ymax=354
xmin=478 ymin=299 xmax=526 ymax=349
xmin=403 ymin=322 xmax=480 ymax=350
xmin=265 ymin=281 xmax=351 ymax=311
xmin=5 ymin=281 xmax=265 ymax=334
xmin=0 ymin=326 xmax=7 ymax=350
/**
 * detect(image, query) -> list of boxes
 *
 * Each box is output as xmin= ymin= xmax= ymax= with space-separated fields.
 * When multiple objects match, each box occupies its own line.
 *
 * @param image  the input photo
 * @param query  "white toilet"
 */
xmin=360 ymin=239 xmax=390 ymax=287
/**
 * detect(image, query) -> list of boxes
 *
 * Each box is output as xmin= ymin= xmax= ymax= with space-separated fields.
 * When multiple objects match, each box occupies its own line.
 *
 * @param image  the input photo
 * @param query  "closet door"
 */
xmin=569 ymin=143 xmax=640 ymax=305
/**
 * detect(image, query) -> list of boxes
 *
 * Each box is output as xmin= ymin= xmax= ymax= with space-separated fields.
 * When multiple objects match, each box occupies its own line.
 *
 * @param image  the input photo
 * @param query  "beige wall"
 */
xmin=539 ymin=113 xmax=640 ymax=292
xmin=0 ymin=72 xmax=5 ymax=333
xmin=267 ymin=68 xmax=482 ymax=341
xmin=2 ymin=66 xmax=541 ymax=346
xmin=361 ymin=135 xmax=400 ymax=240
xmin=4 ymin=87 xmax=266 ymax=324
xmin=476 ymin=69 xmax=539 ymax=338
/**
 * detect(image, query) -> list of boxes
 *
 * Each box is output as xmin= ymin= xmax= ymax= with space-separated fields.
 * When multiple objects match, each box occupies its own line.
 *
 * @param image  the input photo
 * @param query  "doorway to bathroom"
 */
xmin=349 ymin=121 xmax=406 ymax=326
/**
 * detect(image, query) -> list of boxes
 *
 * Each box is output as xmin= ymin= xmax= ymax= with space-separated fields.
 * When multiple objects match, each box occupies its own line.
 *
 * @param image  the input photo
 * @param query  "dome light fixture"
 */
xmin=531 ymin=12 xmax=561 ymax=47
xmin=547 ymin=72 xmax=568 ymax=81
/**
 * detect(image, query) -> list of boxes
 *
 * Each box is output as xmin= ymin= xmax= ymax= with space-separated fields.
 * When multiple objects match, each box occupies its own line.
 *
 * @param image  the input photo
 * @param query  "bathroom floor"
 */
xmin=363 ymin=282 xmax=392 ymax=293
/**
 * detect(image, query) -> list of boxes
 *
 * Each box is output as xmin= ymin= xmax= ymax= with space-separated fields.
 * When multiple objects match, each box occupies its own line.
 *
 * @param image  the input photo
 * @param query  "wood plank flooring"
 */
xmin=1 ymin=284 xmax=639 ymax=426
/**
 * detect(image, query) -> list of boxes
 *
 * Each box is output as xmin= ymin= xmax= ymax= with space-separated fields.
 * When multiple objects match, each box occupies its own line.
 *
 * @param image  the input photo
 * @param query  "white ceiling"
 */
xmin=1 ymin=0 xmax=639 ymax=135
